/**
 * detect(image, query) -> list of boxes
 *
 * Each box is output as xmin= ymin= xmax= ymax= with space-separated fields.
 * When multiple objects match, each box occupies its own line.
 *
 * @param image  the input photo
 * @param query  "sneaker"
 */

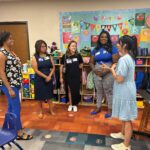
xmin=68 ymin=105 xmax=73 ymax=112
xmin=111 ymin=143 xmax=131 ymax=150
xmin=110 ymin=132 xmax=125 ymax=140
xmin=73 ymin=106 xmax=78 ymax=112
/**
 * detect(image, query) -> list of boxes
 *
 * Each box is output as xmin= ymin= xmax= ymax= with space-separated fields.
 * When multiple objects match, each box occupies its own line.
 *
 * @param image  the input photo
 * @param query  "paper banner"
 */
xmin=101 ymin=25 xmax=106 ymax=30
xmin=118 ymin=23 xmax=123 ymax=30
xmin=140 ymin=29 xmax=150 ymax=42
xmin=91 ymin=35 xmax=99 ymax=47
xmin=107 ymin=25 xmax=112 ymax=32
xmin=128 ymin=18 xmax=134 ymax=26
xmin=124 ymin=21 xmax=129 ymax=28
xmin=90 ymin=24 xmax=96 ymax=31
xmin=146 ymin=14 xmax=150 ymax=28
xmin=93 ymin=16 xmax=98 ymax=21
xmin=111 ymin=35 xmax=119 ymax=45
xmin=112 ymin=24 xmax=117 ymax=31
xmin=71 ymin=21 xmax=80 ymax=34
xmin=95 ymin=25 xmax=101 ymax=33
xmin=85 ymin=23 xmax=90 ymax=30
xmin=62 ymin=16 xmax=71 ymax=28
xmin=101 ymin=16 xmax=105 ymax=21
xmin=63 ymin=32 xmax=71 ymax=44
xmin=117 ymin=15 xmax=122 ymax=20
xmin=135 ymin=13 xmax=145 ymax=26
xmin=80 ymin=21 xmax=85 ymax=29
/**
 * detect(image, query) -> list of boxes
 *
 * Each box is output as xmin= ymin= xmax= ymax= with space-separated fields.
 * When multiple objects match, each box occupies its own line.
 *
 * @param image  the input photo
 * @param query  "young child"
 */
xmin=102 ymin=35 xmax=137 ymax=150
xmin=60 ymin=41 xmax=83 ymax=112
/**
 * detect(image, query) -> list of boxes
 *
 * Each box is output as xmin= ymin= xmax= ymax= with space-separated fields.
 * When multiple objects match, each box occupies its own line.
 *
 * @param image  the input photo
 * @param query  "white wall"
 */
xmin=0 ymin=0 xmax=150 ymax=57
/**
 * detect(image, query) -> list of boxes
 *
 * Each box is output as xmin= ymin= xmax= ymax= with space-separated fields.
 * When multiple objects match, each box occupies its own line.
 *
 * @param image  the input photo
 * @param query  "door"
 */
xmin=0 ymin=22 xmax=30 ymax=64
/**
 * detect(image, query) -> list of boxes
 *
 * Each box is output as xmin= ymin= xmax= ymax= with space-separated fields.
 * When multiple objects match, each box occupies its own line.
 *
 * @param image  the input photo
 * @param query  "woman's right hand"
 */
xmin=8 ymin=88 xmax=16 ymax=98
xmin=93 ymin=69 xmax=103 ymax=77
xmin=60 ymin=78 xmax=64 ymax=84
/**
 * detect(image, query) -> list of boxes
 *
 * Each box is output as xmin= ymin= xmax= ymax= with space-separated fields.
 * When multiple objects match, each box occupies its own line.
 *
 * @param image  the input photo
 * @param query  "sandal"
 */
xmin=17 ymin=133 xmax=33 ymax=140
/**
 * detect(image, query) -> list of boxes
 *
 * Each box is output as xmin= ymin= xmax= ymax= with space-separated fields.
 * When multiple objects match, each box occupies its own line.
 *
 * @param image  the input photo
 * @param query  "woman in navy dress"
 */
xmin=32 ymin=40 xmax=55 ymax=119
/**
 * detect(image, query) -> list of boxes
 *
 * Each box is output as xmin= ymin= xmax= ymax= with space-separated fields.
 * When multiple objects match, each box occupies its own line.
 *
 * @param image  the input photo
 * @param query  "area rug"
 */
xmin=2 ymin=129 xmax=150 ymax=150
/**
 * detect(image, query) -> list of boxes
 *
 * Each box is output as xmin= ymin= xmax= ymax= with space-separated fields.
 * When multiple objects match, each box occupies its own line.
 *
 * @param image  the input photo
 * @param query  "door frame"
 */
xmin=0 ymin=21 xmax=30 ymax=59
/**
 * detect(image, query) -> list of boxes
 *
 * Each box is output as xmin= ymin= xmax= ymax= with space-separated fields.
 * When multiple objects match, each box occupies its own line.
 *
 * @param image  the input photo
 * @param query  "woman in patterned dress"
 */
xmin=0 ymin=31 xmax=33 ymax=140
xmin=102 ymin=35 xmax=137 ymax=150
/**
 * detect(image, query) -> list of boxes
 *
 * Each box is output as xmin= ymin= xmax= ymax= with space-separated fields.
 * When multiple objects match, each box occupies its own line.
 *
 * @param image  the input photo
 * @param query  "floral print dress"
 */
xmin=0 ymin=49 xmax=22 ymax=88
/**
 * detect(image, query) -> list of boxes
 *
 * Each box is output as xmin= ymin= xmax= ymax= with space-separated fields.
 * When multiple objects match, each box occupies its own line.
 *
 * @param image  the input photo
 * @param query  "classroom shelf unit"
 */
xmin=21 ymin=56 xmax=150 ymax=108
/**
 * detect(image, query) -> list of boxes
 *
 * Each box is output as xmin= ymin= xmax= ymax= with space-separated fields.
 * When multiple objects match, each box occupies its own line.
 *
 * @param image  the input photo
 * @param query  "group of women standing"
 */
xmin=0 ymin=30 xmax=137 ymax=150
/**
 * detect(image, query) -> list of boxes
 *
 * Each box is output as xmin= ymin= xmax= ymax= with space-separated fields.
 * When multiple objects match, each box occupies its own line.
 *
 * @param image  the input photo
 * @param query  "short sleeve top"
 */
xmin=116 ymin=54 xmax=135 ymax=82
xmin=0 ymin=49 xmax=22 ymax=88
xmin=91 ymin=46 xmax=118 ymax=64
xmin=61 ymin=53 xmax=83 ymax=78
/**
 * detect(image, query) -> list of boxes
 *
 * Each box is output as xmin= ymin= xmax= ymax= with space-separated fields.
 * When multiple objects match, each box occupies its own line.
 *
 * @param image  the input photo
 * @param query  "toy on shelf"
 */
xmin=22 ymin=61 xmax=35 ymax=99
xmin=50 ymin=42 xmax=58 ymax=53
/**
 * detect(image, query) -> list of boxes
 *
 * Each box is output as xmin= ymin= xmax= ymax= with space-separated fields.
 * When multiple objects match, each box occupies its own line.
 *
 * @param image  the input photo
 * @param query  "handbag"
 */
xmin=63 ymin=54 xmax=66 ymax=74
xmin=86 ymin=71 xmax=94 ymax=89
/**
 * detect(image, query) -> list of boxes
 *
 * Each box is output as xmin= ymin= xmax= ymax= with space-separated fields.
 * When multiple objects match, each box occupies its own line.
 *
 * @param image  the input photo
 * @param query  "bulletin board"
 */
xmin=59 ymin=8 xmax=150 ymax=52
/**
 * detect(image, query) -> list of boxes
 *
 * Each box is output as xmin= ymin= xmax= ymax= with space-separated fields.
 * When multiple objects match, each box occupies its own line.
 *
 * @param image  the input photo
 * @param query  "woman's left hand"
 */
xmin=45 ymin=76 xmax=52 ymax=82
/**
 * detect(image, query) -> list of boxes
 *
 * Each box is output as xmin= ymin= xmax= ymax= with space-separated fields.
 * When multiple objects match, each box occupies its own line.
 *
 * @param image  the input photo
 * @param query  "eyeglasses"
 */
xmin=100 ymin=36 xmax=108 ymax=39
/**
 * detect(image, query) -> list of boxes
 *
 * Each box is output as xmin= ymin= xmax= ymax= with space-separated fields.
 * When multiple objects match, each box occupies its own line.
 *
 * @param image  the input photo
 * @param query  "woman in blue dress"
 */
xmin=102 ymin=35 xmax=138 ymax=150
xmin=32 ymin=40 xmax=55 ymax=119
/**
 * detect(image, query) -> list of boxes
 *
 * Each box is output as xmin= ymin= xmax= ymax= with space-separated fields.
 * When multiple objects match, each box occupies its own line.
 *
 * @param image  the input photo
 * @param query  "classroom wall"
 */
xmin=0 ymin=0 xmax=150 ymax=57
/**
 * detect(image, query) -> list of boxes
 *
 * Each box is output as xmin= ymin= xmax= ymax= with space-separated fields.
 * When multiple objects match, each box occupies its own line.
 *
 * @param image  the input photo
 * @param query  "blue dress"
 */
xmin=34 ymin=54 xmax=53 ymax=101
xmin=112 ymin=54 xmax=137 ymax=121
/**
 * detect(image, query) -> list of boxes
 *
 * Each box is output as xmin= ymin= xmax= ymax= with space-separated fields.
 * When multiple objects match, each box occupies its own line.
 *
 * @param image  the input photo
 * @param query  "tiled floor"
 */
xmin=0 ymin=96 xmax=142 ymax=136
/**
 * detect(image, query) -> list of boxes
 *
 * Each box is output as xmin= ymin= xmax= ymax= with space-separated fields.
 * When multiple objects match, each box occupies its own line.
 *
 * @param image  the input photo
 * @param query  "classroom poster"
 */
xmin=62 ymin=16 xmax=71 ymax=28
xmin=59 ymin=8 xmax=150 ymax=52
xmin=140 ymin=29 xmax=150 ymax=42
xmin=91 ymin=35 xmax=99 ymax=47
xmin=71 ymin=21 xmax=80 ymax=34
xmin=135 ymin=13 xmax=145 ymax=26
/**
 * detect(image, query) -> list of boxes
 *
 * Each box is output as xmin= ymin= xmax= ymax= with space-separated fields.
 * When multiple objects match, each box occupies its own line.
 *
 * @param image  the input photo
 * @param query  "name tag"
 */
xmin=38 ymin=58 xmax=44 ymax=61
xmin=103 ymin=50 xmax=108 ymax=54
xmin=73 ymin=58 xmax=78 ymax=62
xmin=66 ymin=59 xmax=72 ymax=64
xmin=95 ymin=52 xmax=100 ymax=56
xmin=44 ymin=56 xmax=50 ymax=60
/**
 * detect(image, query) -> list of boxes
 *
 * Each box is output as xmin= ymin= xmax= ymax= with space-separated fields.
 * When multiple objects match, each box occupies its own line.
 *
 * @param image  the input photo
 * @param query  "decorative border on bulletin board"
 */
xmin=59 ymin=8 xmax=150 ymax=52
